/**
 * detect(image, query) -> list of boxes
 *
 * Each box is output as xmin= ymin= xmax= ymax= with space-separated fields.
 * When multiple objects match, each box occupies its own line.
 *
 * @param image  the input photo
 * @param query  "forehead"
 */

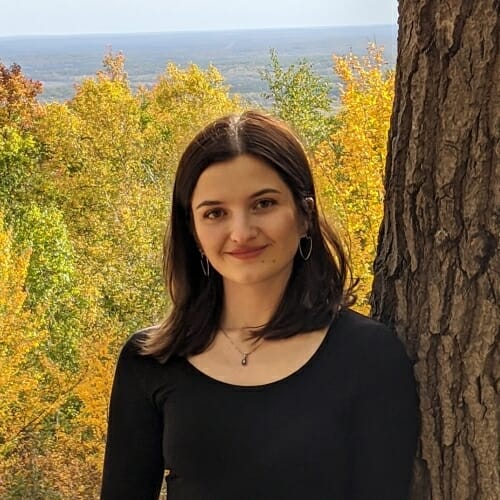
xmin=191 ymin=155 xmax=293 ymax=204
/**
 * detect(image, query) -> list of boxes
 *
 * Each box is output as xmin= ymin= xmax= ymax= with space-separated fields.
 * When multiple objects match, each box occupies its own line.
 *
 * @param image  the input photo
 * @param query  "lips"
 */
xmin=227 ymin=245 xmax=268 ymax=260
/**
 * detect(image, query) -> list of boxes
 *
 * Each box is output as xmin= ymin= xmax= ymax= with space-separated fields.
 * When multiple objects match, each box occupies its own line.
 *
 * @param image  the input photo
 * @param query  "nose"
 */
xmin=229 ymin=212 xmax=258 ymax=243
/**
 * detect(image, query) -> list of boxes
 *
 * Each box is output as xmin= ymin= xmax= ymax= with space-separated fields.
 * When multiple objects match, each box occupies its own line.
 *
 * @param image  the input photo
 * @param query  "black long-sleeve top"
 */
xmin=101 ymin=308 xmax=418 ymax=500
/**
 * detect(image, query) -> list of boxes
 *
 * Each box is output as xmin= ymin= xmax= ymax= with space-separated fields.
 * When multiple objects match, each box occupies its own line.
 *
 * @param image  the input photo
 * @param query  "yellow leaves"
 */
xmin=1 ymin=46 xmax=396 ymax=496
xmin=36 ymin=102 xmax=81 ymax=173
xmin=148 ymin=62 xmax=237 ymax=118
xmin=71 ymin=333 xmax=118 ymax=462
xmin=0 ymin=53 xmax=245 ymax=498
xmin=314 ymin=45 xmax=394 ymax=311
xmin=98 ymin=51 xmax=128 ymax=84
xmin=0 ymin=215 xmax=53 ymax=448
xmin=143 ymin=62 xmax=242 ymax=168
xmin=0 ymin=213 xmax=88 ymax=500
xmin=0 ymin=217 xmax=37 ymax=358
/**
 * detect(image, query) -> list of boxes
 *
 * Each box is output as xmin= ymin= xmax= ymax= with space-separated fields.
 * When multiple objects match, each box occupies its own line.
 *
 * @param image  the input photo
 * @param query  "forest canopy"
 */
xmin=0 ymin=45 xmax=394 ymax=498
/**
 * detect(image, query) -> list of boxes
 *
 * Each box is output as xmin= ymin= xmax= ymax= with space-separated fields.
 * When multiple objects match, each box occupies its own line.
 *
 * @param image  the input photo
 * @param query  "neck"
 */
xmin=221 ymin=277 xmax=288 ymax=333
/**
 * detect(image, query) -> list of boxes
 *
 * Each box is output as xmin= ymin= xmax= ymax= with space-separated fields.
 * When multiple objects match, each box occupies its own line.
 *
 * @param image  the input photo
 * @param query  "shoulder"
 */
xmin=118 ymin=326 xmax=185 ymax=377
xmin=332 ymin=308 xmax=412 ymax=369
xmin=115 ymin=327 xmax=164 ymax=375
xmin=121 ymin=326 xmax=155 ymax=353
xmin=335 ymin=308 xmax=402 ymax=342
xmin=328 ymin=310 xmax=417 ymax=413
xmin=112 ymin=327 xmax=179 ymax=405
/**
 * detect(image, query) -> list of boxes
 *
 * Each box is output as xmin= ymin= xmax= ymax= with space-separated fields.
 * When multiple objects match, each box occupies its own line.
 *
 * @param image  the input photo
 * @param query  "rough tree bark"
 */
xmin=371 ymin=1 xmax=499 ymax=499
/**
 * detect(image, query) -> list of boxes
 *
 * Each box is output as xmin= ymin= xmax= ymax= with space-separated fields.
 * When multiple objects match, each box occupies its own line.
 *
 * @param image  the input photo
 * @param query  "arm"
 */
xmin=100 ymin=337 xmax=164 ymax=500
xmin=348 ymin=328 xmax=418 ymax=500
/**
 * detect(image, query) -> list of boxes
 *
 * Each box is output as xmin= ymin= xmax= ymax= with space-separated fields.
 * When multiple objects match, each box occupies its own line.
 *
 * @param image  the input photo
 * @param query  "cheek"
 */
xmin=287 ymin=209 xmax=303 ymax=233
xmin=193 ymin=223 xmax=223 ymax=252
xmin=274 ymin=212 xmax=302 ymax=244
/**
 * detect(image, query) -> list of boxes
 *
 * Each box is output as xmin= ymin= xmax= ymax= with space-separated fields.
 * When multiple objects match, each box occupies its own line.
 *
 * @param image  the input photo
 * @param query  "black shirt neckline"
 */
xmin=179 ymin=312 xmax=341 ymax=390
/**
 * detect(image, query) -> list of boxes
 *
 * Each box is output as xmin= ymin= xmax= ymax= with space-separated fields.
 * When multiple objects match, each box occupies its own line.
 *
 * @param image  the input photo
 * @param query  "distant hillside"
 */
xmin=0 ymin=25 xmax=397 ymax=104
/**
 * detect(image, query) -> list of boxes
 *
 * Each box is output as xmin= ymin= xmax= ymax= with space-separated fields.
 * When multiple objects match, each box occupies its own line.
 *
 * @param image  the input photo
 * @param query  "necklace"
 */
xmin=220 ymin=327 xmax=265 ymax=366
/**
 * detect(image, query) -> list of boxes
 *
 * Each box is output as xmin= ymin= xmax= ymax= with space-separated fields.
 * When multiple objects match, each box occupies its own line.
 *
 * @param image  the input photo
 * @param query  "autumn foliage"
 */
xmin=314 ymin=44 xmax=394 ymax=309
xmin=0 ymin=47 xmax=393 ymax=497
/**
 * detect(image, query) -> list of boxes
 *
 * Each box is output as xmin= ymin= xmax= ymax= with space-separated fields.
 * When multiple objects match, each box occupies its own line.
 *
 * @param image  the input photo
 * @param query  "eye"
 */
xmin=203 ymin=208 xmax=225 ymax=220
xmin=254 ymin=199 xmax=276 ymax=210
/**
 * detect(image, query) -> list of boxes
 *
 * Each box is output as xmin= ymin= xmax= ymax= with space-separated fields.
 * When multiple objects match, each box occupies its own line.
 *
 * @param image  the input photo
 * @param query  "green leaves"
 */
xmin=12 ymin=205 xmax=74 ymax=306
xmin=1 ymin=46 xmax=395 ymax=496
xmin=0 ymin=126 xmax=41 ymax=205
xmin=260 ymin=49 xmax=337 ymax=148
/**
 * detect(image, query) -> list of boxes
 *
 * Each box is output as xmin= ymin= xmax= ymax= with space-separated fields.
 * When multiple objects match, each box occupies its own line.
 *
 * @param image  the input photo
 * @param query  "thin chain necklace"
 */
xmin=220 ymin=327 xmax=265 ymax=366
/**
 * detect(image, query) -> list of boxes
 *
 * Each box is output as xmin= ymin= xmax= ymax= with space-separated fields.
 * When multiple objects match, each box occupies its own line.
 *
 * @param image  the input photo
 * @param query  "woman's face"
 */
xmin=191 ymin=154 xmax=305 ymax=289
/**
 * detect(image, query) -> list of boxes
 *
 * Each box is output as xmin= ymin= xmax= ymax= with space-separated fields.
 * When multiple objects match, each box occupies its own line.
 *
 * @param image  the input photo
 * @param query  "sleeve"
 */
xmin=348 ymin=327 xmax=418 ymax=500
xmin=100 ymin=338 xmax=164 ymax=500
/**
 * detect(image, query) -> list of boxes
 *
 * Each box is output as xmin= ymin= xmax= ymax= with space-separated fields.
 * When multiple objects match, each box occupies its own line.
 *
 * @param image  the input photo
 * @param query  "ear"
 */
xmin=304 ymin=197 xmax=315 ymax=213
xmin=299 ymin=197 xmax=315 ymax=235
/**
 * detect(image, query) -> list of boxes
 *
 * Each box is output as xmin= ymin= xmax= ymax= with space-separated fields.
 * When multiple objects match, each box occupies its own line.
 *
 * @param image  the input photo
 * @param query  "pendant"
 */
xmin=241 ymin=354 xmax=248 ymax=366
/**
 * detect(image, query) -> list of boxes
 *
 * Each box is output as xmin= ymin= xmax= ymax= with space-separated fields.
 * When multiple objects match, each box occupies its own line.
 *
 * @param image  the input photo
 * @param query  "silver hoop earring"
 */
xmin=200 ymin=252 xmax=210 ymax=277
xmin=299 ymin=235 xmax=312 ymax=261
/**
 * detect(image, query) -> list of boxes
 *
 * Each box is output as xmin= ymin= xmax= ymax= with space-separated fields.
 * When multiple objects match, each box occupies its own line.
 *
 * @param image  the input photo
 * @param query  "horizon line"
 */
xmin=0 ymin=23 xmax=397 ymax=39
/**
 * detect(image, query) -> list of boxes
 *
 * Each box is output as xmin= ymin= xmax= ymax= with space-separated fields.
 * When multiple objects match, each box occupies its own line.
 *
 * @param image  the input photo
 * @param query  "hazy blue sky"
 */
xmin=2 ymin=0 xmax=398 ymax=36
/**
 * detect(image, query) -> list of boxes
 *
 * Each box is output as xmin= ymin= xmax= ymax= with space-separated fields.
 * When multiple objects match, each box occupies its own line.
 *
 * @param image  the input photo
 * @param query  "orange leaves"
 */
xmin=4 ymin=55 xmax=241 ymax=495
xmin=0 ymin=62 xmax=43 ymax=130
xmin=1 ymin=47 xmax=396 ymax=495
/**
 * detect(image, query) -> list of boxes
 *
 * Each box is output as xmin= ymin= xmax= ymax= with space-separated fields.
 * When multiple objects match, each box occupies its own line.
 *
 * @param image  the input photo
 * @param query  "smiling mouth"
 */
xmin=227 ymin=246 xmax=268 ymax=259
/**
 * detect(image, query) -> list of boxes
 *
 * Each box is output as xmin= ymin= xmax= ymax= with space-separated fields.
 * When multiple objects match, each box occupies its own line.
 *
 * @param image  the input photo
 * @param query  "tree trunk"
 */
xmin=371 ymin=1 xmax=499 ymax=499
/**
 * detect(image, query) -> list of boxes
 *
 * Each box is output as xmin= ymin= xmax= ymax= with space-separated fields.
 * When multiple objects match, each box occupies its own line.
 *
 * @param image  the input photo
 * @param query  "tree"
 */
xmin=142 ymin=61 xmax=241 ymax=177
xmin=0 ymin=213 xmax=72 ymax=498
xmin=0 ymin=63 xmax=44 ymax=215
xmin=314 ymin=45 xmax=394 ymax=310
xmin=37 ymin=54 xmax=165 ymax=333
xmin=260 ymin=49 xmax=336 ymax=148
xmin=0 ymin=61 xmax=42 ymax=130
xmin=371 ymin=1 xmax=499 ymax=499
xmin=0 ymin=126 xmax=41 ymax=210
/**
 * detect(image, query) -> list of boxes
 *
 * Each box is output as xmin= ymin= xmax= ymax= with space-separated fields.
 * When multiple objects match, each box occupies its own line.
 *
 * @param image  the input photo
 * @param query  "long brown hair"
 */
xmin=138 ymin=110 xmax=356 ymax=362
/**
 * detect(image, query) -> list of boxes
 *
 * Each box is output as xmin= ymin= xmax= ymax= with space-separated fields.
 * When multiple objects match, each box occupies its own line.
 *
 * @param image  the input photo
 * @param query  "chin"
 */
xmin=223 ymin=267 xmax=292 ymax=288
xmin=226 ymin=274 xmax=267 ymax=286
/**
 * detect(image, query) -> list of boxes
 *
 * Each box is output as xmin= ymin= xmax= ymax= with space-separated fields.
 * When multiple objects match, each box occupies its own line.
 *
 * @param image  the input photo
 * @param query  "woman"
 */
xmin=101 ymin=110 xmax=418 ymax=499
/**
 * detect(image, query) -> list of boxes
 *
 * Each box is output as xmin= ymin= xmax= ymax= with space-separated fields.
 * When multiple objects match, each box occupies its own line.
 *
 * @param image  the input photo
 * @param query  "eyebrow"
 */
xmin=194 ymin=188 xmax=282 ymax=210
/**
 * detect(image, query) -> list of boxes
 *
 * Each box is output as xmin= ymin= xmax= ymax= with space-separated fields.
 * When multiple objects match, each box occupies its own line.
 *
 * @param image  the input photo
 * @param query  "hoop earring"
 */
xmin=200 ymin=252 xmax=210 ymax=277
xmin=299 ymin=235 xmax=312 ymax=261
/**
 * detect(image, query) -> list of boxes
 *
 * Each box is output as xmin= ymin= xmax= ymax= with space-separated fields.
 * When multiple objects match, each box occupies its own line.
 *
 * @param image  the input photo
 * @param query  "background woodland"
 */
xmin=0 ymin=46 xmax=394 ymax=498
